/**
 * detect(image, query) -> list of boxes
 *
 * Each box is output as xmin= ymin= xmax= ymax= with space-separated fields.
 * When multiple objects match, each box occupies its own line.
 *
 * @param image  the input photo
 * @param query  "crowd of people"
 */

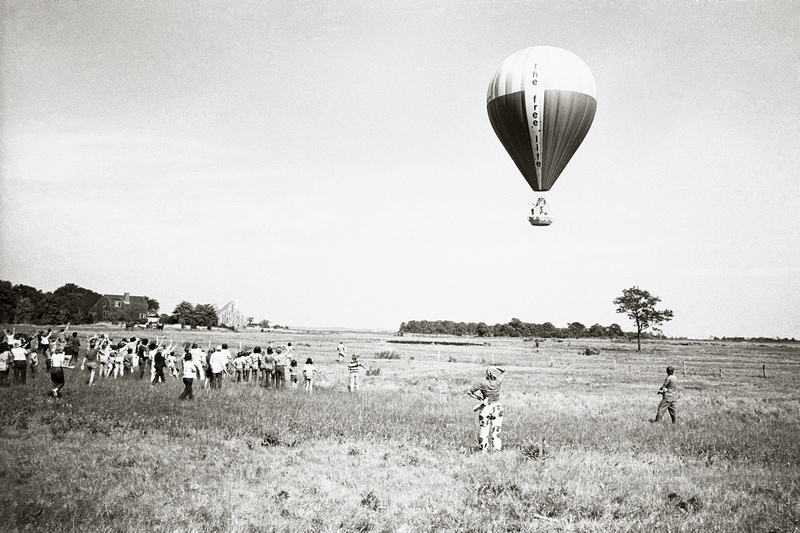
xmin=1 ymin=326 xmax=679 ymax=453
xmin=0 ymin=327 xmax=370 ymax=399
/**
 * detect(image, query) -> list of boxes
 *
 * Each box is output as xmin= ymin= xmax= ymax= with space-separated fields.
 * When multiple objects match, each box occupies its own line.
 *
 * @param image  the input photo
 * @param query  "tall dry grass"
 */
xmin=1 ymin=328 xmax=798 ymax=531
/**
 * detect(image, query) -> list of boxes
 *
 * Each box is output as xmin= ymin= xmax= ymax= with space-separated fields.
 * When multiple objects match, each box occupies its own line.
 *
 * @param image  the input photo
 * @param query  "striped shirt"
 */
xmin=348 ymin=360 xmax=364 ymax=375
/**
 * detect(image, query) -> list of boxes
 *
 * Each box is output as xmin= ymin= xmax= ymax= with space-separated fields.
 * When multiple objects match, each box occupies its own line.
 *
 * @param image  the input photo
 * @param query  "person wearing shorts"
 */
xmin=81 ymin=340 xmax=100 ymax=385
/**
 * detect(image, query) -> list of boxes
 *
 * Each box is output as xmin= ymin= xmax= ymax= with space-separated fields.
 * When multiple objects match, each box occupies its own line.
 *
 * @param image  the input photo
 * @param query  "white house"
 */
xmin=218 ymin=300 xmax=247 ymax=330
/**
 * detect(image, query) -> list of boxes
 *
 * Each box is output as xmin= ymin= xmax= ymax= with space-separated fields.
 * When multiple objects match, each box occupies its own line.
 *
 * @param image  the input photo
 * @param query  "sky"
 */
xmin=1 ymin=0 xmax=799 ymax=338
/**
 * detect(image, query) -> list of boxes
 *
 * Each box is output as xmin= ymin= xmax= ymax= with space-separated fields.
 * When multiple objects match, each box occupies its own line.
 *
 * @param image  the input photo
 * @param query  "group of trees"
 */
xmin=168 ymin=301 xmax=219 ymax=329
xmin=0 ymin=280 xmax=155 ymax=326
xmin=401 ymin=287 xmax=674 ymax=351
xmin=0 ymin=281 xmax=105 ymax=325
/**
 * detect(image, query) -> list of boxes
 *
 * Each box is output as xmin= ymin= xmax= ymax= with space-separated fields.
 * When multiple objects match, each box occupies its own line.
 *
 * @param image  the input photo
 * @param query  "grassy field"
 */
xmin=1 ymin=326 xmax=799 ymax=532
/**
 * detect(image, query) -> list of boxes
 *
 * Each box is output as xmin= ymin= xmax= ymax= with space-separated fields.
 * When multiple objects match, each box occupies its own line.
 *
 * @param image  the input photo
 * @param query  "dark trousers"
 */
xmin=275 ymin=366 xmax=286 ymax=389
xmin=152 ymin=367 xmax=165 ymax=384
xmin=211 ymin=372 xmax=223 ymax=390
xmin=179 ymin=378 xmax=194 ymax=400
xmin=655 ymin=397 xmax=677 ymax=423
xmin=51 ymin=368 xmax=65 ymax=392
xmin=13 ymin=361 xmax=27 ymax=384
xmin=0 ymin=370 xmax=8 ymax=387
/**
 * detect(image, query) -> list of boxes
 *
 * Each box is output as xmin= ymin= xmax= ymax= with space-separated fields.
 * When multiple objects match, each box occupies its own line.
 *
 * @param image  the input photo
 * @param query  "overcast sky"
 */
xmin=2 ymin=0 xmax=798 ymax=338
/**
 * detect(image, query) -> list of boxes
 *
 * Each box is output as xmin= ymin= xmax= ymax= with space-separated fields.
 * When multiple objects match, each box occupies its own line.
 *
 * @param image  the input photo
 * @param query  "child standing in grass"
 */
xmin=167 ymin=351 xmax=177 ymax=379
xmin=302 ymin=358 xmax=317 ymax=394
xmin=468 ymin=367 xmax=505 ymax=452
xmin=347 ymin=354 xmax=366 ymax=392
xmin=81 ymin=339 xmax=99 ymax=386
xmin=233 ymin=352 xmax=245 ymax=383
xmin=289 ymin=359 xmax=300 ymax=390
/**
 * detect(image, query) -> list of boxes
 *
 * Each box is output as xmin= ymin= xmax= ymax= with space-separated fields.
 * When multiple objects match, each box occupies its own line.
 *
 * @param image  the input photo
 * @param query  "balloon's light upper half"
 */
xmin=487 ymin=46 xmax=597 ymax=193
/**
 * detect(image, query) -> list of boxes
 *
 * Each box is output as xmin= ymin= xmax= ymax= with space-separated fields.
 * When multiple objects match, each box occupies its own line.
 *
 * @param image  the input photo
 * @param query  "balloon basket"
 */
xmin=528 ymin=215 xmax=553 ymax=226
xmin=528 ymin=197 xmax=552 ymax=226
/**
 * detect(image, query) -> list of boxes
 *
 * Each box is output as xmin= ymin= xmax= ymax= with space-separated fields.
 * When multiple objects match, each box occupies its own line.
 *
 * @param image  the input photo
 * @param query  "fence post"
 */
xmin=762 ymin=364 xmax=767 ymax=379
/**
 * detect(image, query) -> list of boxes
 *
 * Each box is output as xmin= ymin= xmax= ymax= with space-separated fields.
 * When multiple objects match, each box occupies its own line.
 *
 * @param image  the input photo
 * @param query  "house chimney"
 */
xmin=123 ymin=292 xmax=130 ymax=304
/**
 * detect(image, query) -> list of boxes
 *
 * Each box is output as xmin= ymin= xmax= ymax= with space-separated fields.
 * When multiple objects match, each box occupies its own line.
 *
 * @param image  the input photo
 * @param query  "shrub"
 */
xmin=375 ymin=350 xmax=401 ymax=359
xmin=521 ymin=438 xmax=550 ymax=460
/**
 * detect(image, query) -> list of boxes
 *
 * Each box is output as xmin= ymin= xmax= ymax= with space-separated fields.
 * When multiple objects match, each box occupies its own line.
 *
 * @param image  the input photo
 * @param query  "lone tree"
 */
xmin=613 ymin=286 xmax=674 ymax=351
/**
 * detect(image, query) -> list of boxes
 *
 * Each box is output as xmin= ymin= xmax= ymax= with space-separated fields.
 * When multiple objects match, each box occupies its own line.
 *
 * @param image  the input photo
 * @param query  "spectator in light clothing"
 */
xmin=179 ymin=353 xmax=202 ymax=400
xmin=337 ymin=341 xmax=346 ymax=362
xmin=232 ymin=353 xmax=245 ymax=382
xmin=274 ymin=347 xmax=287 ymax=389
xmin=39 ymin=329 xmax=52 ymax=370
xmin=209 ymin=347 xmax=230 ymax=389
xmin=347 ymin=354 xmax=366 ymax=392
xmin=166 ymin=351 xmax=178 ymax=379
xmin=302 ymin=358 xmax=317 ymax=394
xmin=11 ymin=341 xmax=28 ymax=385
xmin=50 ymin=346 xmax=75 ymax=398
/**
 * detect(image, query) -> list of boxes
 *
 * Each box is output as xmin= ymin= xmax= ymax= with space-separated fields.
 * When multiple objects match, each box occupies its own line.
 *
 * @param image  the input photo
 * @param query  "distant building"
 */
xmin=218 ymin=300 xmax=247 ymax=330
xmin=89 ymin=293 xmax=149 ymax=323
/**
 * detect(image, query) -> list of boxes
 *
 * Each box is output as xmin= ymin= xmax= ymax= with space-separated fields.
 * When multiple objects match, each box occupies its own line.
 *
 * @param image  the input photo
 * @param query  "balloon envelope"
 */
xmin=487 ymin=46 xmax=596 ymax=192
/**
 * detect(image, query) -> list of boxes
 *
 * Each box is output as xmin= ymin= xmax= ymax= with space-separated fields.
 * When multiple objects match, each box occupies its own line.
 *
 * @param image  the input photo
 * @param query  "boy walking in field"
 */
xmin=347 ymin=354 xmax=366 ymax=392
xmin=337 ymin=341 xmax=346 ymax=362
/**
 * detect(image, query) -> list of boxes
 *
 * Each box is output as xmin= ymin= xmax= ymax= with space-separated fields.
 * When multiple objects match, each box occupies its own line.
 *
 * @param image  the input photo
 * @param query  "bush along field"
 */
xmin=1 ymin=329 xmax=799 ymax=532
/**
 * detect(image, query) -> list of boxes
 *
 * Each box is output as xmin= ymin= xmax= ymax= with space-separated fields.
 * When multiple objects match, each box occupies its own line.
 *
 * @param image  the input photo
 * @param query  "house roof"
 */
xmin=91 ymin=294 xmax=149 ymax=311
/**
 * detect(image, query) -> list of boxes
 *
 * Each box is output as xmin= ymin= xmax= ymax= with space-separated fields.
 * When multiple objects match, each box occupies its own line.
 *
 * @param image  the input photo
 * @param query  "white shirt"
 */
xmin=182 ymin=360 xmax=200 ymax=379
xmin=190 ymin=348 xmax=206 ymax=367
xmin=51 ymin=351 xmax=67 ymax=368
xmin=209 ymin=350 xmax=228 ymax=373
xmin=11 ymin=346 xmax=27 ymax=361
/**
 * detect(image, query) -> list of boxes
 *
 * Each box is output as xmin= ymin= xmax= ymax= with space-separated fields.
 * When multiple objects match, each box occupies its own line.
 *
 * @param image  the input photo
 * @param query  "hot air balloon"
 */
xmin=487 ymin=46 xmax=597 ymax=226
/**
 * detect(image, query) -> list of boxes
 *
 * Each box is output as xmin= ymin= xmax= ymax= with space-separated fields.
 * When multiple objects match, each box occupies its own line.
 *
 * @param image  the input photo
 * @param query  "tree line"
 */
xmin=0 ymin=281 xmax=105 ymax=325
xmin=0 ymin=280 xmax=275 ymax=332
xmin=398 ymin=319 xmax=628 ymax=339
